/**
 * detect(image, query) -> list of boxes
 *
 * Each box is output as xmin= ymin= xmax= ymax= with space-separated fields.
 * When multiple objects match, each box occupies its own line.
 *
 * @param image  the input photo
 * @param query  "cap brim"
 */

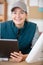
xmin=11 ymin=6 xmax=25 ymax=12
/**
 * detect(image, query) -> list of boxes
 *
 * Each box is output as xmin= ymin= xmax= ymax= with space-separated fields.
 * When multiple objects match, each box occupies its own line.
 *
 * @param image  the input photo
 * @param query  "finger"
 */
xmin=10 ymin=53 xmax=20 ymax=58
xmin=13 ymin=52 xmax=22 ymax=58
xmin=10 ymin=56 xmax=17 ymax=62
xmin=10 ymin=56 xmax=20 ymax=62
xmin=13 ymin=52 xmax=20 ymax=56
xmin=10 ymin=55 xmax=16 ymax=59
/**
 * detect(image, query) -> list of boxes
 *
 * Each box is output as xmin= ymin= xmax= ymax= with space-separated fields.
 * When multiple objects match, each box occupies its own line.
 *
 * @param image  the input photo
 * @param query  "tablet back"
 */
xmin=0 ymin=39 xmax=19 ymax=58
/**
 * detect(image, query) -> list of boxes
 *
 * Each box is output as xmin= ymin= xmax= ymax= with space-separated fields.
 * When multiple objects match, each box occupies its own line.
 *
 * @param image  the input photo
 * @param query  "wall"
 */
xmin=29 ymin=19 xmax=43 ymax=32
xmin=7 ymin=0 xmax=43 ymax=32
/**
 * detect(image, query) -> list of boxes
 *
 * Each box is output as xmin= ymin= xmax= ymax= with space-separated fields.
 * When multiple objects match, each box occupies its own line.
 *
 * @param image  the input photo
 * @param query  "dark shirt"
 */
xmin=1 ymin=20 xmax=36 ymax=54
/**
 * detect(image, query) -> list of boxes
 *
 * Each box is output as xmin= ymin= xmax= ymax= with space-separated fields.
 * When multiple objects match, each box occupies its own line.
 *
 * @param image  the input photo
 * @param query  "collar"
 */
xmin=11 ymin=20 xmax=27 ymax=34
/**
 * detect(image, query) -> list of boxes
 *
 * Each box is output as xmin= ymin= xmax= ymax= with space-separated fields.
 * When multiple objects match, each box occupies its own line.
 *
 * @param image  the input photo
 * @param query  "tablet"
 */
xmin=0 ymin=39 xmax=19 ymax=58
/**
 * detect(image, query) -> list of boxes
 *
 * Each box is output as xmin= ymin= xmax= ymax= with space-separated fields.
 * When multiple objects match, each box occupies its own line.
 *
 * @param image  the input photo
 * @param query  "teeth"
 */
xmin=16 ymin=19 xmax=21 ymax=20
xmin=16 ymin=20 xmax=21 ymax=21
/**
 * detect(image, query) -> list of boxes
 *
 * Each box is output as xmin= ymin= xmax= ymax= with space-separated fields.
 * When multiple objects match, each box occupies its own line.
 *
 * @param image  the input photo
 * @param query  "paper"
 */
xmin=29 ymin=0 xmax=38 ymax=6
xmin=25 ymin=33 xmax=43 ymax=63
xmin=38 ymin=0 xmax=43 ymax=7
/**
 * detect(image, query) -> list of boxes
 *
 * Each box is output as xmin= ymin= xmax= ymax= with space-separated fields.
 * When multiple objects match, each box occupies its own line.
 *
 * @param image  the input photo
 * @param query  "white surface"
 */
xmin=0 ymin=58 xmax=8 ymax=61
xmin=29 ymin=0 xmax=38 ymax=6
xmin=38 ymin=0 xmax=43 ymax=7
xmin=29 ymin=19 xmax=43 ymax=32
xmin=26 ymin=33 xmax=43 ymax=63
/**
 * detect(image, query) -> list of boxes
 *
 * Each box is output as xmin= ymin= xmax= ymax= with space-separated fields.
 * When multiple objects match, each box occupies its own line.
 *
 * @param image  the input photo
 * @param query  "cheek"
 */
xmin=22 ymin=15 xmax=26 ymax=20
xmin=12 ymin=14 xmax=15 ymax=19
xmin=11 ymin=14 xmax=14 ymax=19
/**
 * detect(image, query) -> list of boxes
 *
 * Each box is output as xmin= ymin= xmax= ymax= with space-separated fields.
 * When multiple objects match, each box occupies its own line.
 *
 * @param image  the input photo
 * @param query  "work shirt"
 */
xmin=1 ymin=20 xmax=39 ymax=54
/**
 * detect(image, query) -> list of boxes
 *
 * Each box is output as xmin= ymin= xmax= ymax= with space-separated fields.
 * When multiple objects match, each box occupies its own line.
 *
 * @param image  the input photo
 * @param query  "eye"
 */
xmin=21 ymin=11 xmax=25 ymax=14
xmin=12 ymin=12 xmax=17 ymax=14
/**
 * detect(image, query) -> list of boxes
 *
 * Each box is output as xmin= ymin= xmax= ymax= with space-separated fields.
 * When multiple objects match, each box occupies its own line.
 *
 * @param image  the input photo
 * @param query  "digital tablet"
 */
xmin=0 ymin=39 xmax=19 ymax=58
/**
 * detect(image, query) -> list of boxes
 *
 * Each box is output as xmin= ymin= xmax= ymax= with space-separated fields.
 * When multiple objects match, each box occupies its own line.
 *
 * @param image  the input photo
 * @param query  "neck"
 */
xmin=15 ymin=23 xmax=24 ymax=29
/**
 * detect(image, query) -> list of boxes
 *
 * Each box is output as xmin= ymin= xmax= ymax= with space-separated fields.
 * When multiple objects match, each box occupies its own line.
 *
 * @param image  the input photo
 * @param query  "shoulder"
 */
xmin=1 ymin=20 xmax=13 ymax=32
xmin=1 ymin=20 xmax=13 ymax=25
xmin=1 ymin=20 xmax=13 ymax=27
xmin=26 ymin=21 xmax=37 ymax=28
xmin=28 ymin=21 xmax=36 ymax=26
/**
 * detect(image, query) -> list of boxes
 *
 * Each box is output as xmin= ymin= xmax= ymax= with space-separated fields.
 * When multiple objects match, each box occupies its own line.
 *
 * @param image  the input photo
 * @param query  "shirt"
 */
xmin=1 ymin=20 xmax=39 ymax=54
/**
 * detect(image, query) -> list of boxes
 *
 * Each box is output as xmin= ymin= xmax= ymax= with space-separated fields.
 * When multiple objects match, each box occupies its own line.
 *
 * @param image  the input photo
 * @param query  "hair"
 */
xmin=11 ymin=7 xmax=27 ymax=14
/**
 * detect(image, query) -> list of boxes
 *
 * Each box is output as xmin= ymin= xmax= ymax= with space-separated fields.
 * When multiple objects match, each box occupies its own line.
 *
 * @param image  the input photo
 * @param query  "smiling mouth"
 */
xmin=15 ymin=19 xmax=22 ymax=21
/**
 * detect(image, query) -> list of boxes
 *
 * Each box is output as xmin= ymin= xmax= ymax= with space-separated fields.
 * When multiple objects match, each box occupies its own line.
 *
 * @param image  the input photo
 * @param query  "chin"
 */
xmin=15 ymin=23 xmax=21 ymax=25
xmin=15 ymin=22 xmax=23 ymax=25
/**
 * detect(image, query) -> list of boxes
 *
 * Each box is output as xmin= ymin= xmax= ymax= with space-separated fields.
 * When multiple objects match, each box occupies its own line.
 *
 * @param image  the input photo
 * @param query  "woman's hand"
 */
xmin=9 ymin=51 xmax=28 ymax=62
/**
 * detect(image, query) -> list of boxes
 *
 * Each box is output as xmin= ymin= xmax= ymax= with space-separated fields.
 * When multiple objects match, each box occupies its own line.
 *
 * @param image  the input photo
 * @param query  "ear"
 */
xmin=25 ymin=14 xmax=28 ymax=21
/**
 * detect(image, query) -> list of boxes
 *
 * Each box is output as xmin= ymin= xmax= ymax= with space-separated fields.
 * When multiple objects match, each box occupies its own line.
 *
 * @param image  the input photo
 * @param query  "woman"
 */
xmin=1 ymin=1 xmax=40 ymax=62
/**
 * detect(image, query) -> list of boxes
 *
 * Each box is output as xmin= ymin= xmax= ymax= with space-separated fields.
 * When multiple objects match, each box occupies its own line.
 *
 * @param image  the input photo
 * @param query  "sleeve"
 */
xmin=31 ymin=25 xmax=40 ymax=48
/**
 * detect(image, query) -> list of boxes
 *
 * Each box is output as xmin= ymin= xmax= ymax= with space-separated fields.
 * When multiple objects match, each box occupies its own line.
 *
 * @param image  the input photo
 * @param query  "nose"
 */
xmin=16 ymin=13 xmax=20 ymax=18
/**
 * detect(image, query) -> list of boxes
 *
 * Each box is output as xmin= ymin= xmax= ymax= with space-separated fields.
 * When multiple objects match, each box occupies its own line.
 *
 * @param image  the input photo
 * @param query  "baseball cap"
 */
xmin=11 ymin=1 xmax=27 ymax=13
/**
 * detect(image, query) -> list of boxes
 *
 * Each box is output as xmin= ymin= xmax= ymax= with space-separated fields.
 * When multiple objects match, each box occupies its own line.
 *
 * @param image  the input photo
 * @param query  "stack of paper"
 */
xmin=26 ymin=33 xmax=43 ymax=63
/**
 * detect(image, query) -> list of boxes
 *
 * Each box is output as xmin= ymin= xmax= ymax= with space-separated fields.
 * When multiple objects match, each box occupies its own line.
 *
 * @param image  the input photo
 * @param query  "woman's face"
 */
xmin=11 ymin=7 xmax=27 ymax=27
